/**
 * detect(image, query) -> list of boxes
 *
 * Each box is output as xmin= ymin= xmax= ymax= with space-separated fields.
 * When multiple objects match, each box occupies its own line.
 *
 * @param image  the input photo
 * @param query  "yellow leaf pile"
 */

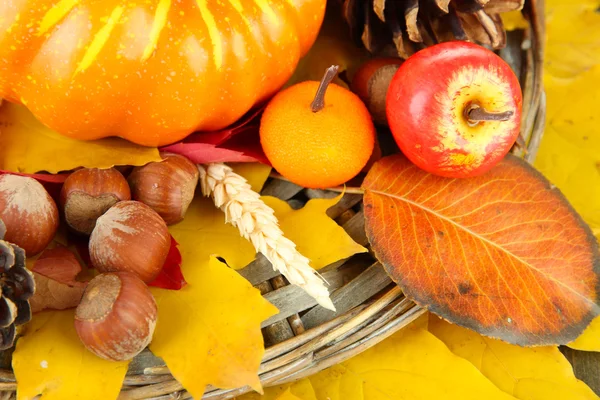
xmin=0 ymin=102 xmax=160 ymax=173
xmin=12 ymin=310 xmax=129 ymax=400
xmin=533 ymin=0 xmax=600 ymax=350
xmin=429 ymin=316 xmax=598 ymax=400
xmin=309 ymin=329 xmax=517 ymax=400
xmin=535 ymin=0 xmax=600 ymax=239
xmin=240 ymin=314 xmax=599 ymax=400
xmin=239 ymin=319 xmax=516 ymax=400
xmin=542 ymin=0 xmax=600 ymax=79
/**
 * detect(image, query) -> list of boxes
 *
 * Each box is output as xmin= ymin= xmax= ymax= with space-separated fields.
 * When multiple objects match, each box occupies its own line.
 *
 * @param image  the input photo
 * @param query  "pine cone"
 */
xmin=0 ymin=218 xmax=35 ymax=350
xmin=340 ymin=0 xmax=525 ymax=59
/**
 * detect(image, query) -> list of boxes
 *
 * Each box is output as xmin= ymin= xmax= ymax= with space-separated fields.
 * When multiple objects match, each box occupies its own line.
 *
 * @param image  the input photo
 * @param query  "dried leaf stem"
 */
xmin=198 ymin=163 xmax=335 ymax=311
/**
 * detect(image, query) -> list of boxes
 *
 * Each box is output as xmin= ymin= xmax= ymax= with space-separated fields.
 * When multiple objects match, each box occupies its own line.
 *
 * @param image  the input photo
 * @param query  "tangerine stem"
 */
xmin=466 ymin=103 xmax=514 ymax=123
xmin=311 ymin=65 xmax=340 ymax=113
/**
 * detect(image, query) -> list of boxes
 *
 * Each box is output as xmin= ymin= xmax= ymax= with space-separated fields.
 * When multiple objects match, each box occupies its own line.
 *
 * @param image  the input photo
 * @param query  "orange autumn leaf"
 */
xmin=363 ymin=154 xmax=600 ymax=346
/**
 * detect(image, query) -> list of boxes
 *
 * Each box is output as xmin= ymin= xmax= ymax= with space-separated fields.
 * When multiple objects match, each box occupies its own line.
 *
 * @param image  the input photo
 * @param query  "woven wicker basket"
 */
xmin=0 ymin=0 xmax=546 ymax=399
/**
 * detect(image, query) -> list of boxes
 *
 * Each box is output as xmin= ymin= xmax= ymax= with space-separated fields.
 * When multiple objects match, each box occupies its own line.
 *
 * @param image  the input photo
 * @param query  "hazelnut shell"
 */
xmin=89 ymin=201 xmax=170 ymax=282
xmin=75 ymin=271 xmax=157 ymax=361
xmin=128 ymin=153 xmax=198 ymax=225
xmin=351 ymin=58 xmax=403 ymax=125
xmin=0 ymin=175 xmax=59 ymax=255
xmin=60 ymin=168 xmax=131 ymax=235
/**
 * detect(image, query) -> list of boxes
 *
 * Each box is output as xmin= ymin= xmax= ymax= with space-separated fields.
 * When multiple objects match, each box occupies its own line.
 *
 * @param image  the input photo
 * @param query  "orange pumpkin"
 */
xmin=0 ymin=0 xmax=326 ymax=146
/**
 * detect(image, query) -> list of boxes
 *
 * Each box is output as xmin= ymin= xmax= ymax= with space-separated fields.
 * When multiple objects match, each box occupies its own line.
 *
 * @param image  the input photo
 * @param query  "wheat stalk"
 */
xmin=198 ymin=163 xmax=336 ymax=311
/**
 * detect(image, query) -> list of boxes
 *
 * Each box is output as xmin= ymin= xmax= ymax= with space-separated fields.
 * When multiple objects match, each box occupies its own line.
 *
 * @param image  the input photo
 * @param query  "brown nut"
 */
xmin=75 ymin=271 xmax=157 ymax=361
xmin=60 ymin=168 xmax=131 ymax=235
xmin=0 ymin=175 xmax=59 ymax=255
xmin=128 ymin=153 xmax=198 ymax=225
xmin=351 ymin=58 xmax=403 ymax=125
xmin=89 ymin=201 xmax=170 ymax=283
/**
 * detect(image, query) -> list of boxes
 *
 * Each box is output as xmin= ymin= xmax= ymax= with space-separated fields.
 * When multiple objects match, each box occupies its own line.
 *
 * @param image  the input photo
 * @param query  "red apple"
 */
xmin=386 ymin=41 xmax=522 ymax=178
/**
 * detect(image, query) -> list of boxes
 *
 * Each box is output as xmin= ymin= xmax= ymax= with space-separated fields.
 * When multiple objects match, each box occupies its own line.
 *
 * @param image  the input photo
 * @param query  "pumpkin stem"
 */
xmin=311 ymin=65 xmax=339 ymax=113
xmin=465 ymin=103 xmax=514 ymax=124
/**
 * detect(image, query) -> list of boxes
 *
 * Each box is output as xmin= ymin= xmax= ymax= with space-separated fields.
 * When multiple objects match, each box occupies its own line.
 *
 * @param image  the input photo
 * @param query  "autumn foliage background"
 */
xmin=2 ymin=0 xmax=600 ymax=399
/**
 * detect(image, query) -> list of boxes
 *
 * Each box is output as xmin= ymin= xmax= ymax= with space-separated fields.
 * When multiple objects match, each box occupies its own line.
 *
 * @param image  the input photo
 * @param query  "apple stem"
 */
xmin=311 ymin=65 xmax=339 ymax=113
xmin=466 ymin=104 xmax=514 ymax=124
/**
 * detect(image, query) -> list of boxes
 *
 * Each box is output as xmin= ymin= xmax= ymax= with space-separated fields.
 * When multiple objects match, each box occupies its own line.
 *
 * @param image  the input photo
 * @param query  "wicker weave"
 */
xmin=0 ymin=0 xmax=545 ymax=399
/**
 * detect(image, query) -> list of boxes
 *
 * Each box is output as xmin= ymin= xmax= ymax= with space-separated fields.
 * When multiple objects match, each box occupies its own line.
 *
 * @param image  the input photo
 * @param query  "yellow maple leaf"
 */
xmin=534 ymin=0 xmax=600 ymax=350
xmin=148 ymin=165 xmax=274 ymax=397
xmin=231 ymin=163 xmax=273 ymax=192
xmin=429 ymin=316 xmax=598 ymax=400
xmin=0 ymin=102 xmax=160 ymax=174
xmin=12 ymin=310 xmax=129 ymax=400
xmin=173 ymin=196 xmax=258 ymax=268
xmin=263 ymin=195 xmax=367 ymax=270
xmin=304 ymin=327 xmax=516 ymax=400
xmin=150 ymin=164 xmax=365 ymax=397
xmin=150 ymin=256 xmax=278 ymax=396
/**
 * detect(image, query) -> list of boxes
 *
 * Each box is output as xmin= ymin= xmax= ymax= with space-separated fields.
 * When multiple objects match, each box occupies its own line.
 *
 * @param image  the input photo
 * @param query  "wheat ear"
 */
xmin=198 ymin=163 xmax=335 ymax=311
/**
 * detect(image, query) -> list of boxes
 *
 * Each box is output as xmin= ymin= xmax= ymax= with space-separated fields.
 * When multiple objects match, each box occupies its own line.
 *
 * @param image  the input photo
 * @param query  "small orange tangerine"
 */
xmin=260 ymin=66 xmax=376 ymax=189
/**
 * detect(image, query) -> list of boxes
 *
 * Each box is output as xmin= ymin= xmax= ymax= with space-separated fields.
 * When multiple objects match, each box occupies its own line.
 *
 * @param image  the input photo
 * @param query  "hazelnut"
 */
xmin=351 ymin=58 xmax=403 ymax=125
xmin=60 ymin=168 xmax=131 ymax=235
xmin=75 ymin=271 xmax=157 ymax=361
xmin=128 ymin=153 xmax=199 ymax=225
xmin=0 ymin=175 xmax=59 ymax=255
xmin=89 ymin=201 xmax=170 ymax=282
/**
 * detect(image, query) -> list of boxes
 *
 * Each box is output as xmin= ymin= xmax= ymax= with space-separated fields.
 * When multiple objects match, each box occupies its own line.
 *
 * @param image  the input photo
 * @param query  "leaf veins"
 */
xmin=363 ymin=154 xmax=600 ymax=346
